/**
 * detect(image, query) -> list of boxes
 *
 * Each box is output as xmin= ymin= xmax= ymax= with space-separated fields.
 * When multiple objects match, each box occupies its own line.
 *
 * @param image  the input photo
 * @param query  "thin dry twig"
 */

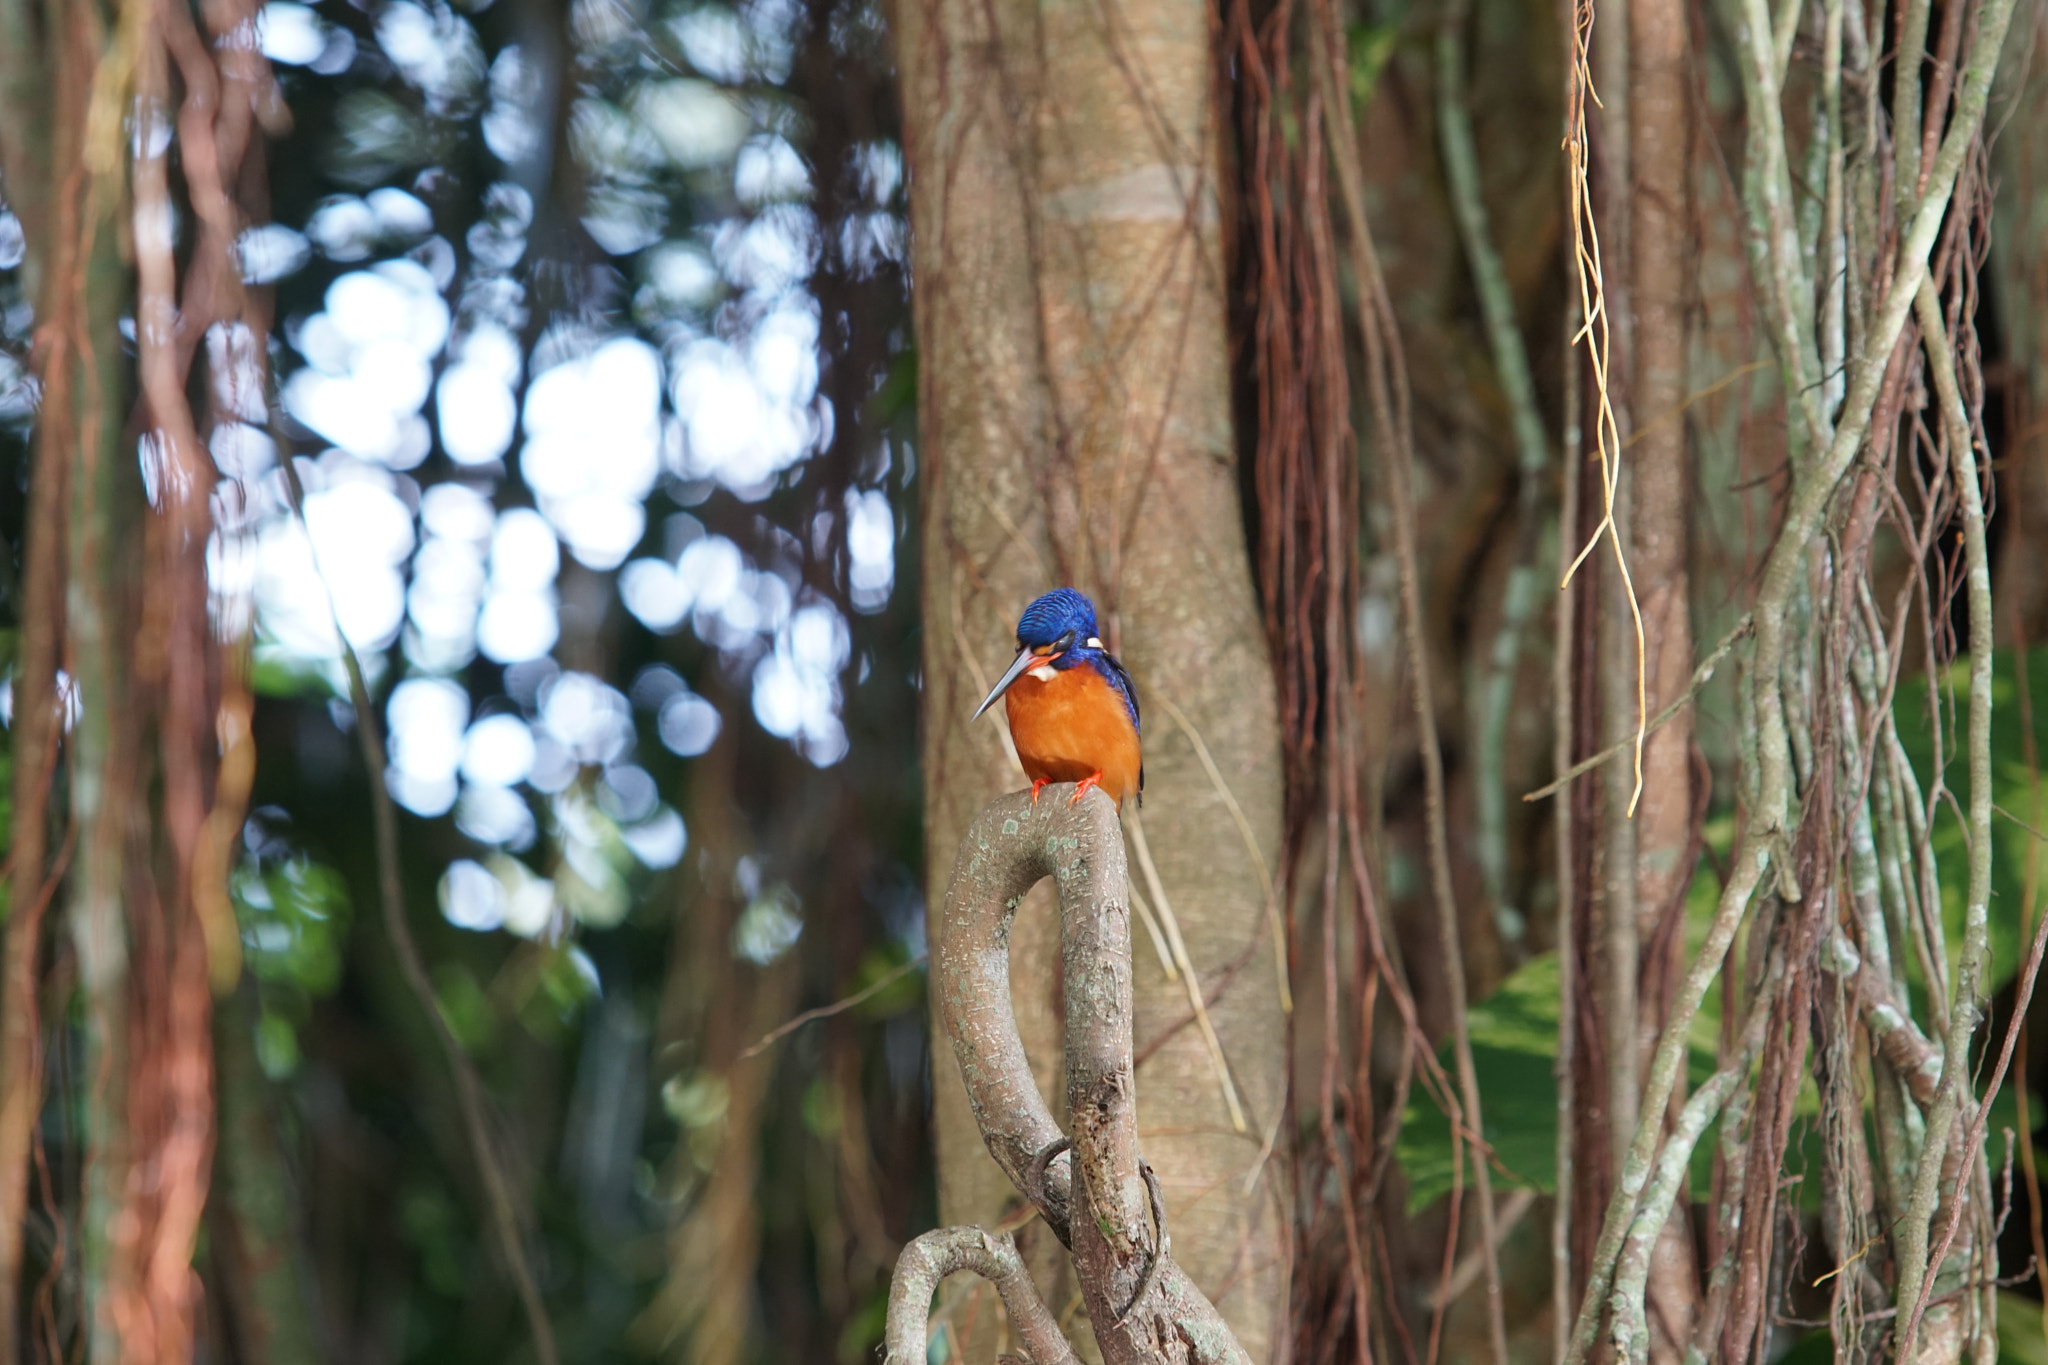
xmin=1152 ymin=693 xmax=1290 ymax=1014
xmin=1125 ymin=881 xmax=1182 ymax=982
xmin=1127 ymin=811 xmax=1249 ymax=1133
xmin=1524 ymin=615 xmax=1754 ymax=801
xmin=1559 ymin=0 xmax=1651 ymax=815
xmin=736 ymin=956 xmax=927 ymax=1062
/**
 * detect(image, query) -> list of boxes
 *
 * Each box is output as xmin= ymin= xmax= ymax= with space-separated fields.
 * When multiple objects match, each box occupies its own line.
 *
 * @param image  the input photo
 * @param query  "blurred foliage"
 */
xmin=0 ymin=0 xmax=927 ymax=1353
xmin=232 ymin=813 xmax=354 ymax=1077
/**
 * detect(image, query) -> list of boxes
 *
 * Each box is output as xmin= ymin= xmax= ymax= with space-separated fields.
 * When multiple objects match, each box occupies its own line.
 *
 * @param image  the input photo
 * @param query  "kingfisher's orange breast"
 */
xmin=1003 ymin=662 xmax=1142 ymax=808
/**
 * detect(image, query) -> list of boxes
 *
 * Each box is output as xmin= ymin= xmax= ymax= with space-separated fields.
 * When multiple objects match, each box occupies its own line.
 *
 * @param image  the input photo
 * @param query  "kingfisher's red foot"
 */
xmin=1070 ymin=771 xmax=1105 ymax=805
xmin=1030 ymin=777 xmax=1053 ymax=805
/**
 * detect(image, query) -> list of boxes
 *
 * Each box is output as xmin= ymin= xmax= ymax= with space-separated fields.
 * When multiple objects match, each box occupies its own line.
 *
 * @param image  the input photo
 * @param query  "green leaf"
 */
xmin=1892 ymin=646 xmax=2048 ymax=994
xmin=1346 ymin=22 xmax=1401 ymax=110
xmin=432 ymin=964 xmax=498 ymax=1054
xmin=1397 ymin=952 xmax=1563 ymax=1211
xmin=1999 ymin=1291 xmax=2048 ymax=1365
xmin=850 ymin=946 xmax=925 ymax=1018
xmin=869 ymin=346 xmax=918 ymax=425
xmin=234 ymin=853 xmax=351 ymax=995
xmin=836 ymin=1289 xmax=889 ymax=1365
xmin=1396 ymin=950 xmax=1721 ymax=1213
xmin=249 ymin=643 xmax=382 ymax=700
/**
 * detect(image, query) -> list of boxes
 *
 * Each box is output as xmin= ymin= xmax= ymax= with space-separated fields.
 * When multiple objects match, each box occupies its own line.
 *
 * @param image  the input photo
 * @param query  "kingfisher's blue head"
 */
xmin=972 ymin=588 xmax=1138 ymax=728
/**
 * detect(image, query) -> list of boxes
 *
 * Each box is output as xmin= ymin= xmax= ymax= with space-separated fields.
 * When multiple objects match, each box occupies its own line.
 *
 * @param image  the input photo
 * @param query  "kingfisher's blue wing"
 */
xmin=1097 ymin=652 xmax=1142 ymax=803
xmin=1096 ymin=653 xmax=1140 ymax=732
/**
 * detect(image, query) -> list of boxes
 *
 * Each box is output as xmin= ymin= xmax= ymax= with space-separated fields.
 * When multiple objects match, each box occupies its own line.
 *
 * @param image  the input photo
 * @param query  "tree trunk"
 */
xmin=0 ymin=0 xmax=96 ymax=1344
xmin=0 ymin=0 xmax=274 ymax=1357
xmin=895 ymin=0 xmax=1290 ymax=1353
xmin=1625 ymin=0 xmax=1700 ymax=1354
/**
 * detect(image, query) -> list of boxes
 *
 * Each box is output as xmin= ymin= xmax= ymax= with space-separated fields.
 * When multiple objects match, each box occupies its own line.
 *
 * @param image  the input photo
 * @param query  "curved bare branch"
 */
xmin=884 ymin=1226 xmax=1079 ymax=1365
xmin=932 ymin=787 xmax=1251 ymax=1365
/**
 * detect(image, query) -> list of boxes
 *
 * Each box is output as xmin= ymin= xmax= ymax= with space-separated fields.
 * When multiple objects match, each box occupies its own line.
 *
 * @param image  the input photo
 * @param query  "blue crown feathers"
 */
xmin=1015 ymin=587 xmax=1098 ymax=647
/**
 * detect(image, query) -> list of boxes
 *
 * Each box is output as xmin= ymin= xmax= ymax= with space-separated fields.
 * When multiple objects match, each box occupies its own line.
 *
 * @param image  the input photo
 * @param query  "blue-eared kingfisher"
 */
xmin=972 ymin=588 xmax=1143 ymax=809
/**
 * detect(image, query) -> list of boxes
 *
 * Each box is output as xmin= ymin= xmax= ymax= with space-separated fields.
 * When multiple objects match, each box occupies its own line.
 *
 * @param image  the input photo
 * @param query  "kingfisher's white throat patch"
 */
xmin=1028 ymin=665 xmax=1058 ymax=682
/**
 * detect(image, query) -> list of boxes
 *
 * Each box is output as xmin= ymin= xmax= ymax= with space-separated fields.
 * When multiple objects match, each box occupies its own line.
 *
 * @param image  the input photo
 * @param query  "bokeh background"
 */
xmin=3 ymin=1 xmax=929 ymax=1359
xmin=5 ymin=0 xmax=2048 ymax=1356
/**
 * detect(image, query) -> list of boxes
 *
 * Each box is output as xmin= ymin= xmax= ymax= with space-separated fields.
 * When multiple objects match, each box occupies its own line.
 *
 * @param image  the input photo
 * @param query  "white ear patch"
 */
xmin=1086 ymin=637 xmax=1103 ymax=649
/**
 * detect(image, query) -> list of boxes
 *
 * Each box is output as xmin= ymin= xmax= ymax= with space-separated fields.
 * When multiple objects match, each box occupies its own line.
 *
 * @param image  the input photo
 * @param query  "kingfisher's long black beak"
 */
xmin=972 ymin=648 xmax=1050 ymax=720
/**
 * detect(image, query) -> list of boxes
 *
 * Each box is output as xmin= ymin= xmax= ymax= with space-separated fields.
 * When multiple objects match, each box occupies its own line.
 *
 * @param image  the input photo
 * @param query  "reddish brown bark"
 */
xmin=1625 ymin=0 xmax=1699 ymax=1352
